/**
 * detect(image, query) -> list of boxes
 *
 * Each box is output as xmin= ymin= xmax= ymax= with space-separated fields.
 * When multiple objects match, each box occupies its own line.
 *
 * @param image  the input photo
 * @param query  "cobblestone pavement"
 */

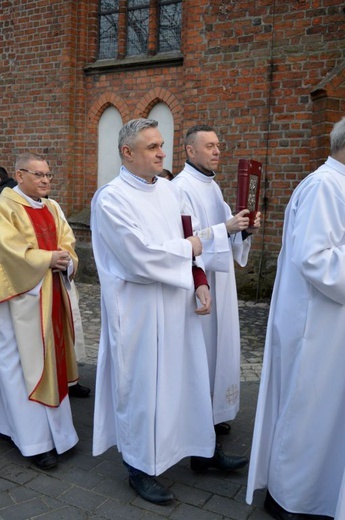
xmin=0 ymin=283 xmax=271 ymax=520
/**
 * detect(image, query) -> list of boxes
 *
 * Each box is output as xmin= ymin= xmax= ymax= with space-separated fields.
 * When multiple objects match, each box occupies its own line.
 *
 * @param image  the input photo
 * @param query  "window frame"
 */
xmin=96 ymin=0 xmax=182 ymax=62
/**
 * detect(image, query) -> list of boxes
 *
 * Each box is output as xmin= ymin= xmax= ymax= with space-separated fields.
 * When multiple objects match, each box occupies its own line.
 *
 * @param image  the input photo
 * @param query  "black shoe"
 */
xmin=214 ymin=422 xmax=231 ymax=435
xmin=190 ymin=443 xmax=248 ymax=473
xmin=69 ymin=383 xmax=91 ymax=398
xmin=129 ymin=473 xmax=175 ymax=505
xmin=33 ymin=449 xmax=58 ymax=470
xmin=264 ymin=491 xmax=333 ymax=520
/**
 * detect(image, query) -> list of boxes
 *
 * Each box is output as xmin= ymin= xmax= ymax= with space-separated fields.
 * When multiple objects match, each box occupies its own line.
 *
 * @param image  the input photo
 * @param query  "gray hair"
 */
xmin=330 ymin=117 xmax=345 ymax=155
xmin=118 ymin=119 xmax=158 ymax=159
xmin=15 ymin=152 xmax=46 ymax=171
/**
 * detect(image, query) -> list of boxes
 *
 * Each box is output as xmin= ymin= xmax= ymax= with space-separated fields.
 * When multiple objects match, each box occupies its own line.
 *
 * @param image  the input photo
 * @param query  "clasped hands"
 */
xmin=226 ymin=209 xmax=261 ymax=235
xmin=50 ymin=247 xmax=71 ymax=271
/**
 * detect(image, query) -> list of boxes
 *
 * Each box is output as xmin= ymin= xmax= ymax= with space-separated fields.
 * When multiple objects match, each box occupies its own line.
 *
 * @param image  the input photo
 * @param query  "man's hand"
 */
xmin=50 ymin=248 xmax=71 ymax=271
xmin=226 ymin=209 xmax=250 ymax=234
xmin=247 ymin=211 xmax=262 ymax=234
xmin=195 ymin=285 xmax=212 ymax=315
xmin=187 ymin=236 xmax=203 ymax=257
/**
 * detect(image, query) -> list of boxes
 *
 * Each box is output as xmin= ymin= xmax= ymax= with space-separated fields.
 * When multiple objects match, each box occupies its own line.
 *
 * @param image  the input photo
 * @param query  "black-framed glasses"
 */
xmin=19 ymin=168 xmax=54 ymax=180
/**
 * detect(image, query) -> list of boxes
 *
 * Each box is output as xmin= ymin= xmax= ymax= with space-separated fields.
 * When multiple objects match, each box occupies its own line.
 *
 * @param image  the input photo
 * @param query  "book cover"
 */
xmin=181 ymin=215 xmax=208 ymax=289
xmin=181 ymin=214 xmax=193 ymax=238
xmin=236 ymin=159 xmax=262 ymax=226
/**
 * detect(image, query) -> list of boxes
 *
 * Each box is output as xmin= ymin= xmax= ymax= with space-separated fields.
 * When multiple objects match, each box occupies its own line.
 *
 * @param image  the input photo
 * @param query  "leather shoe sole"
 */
xmin=129 ymin=473 xmax=174 ymax=505
xmin=264 ymin=491 xmax=333 ymax=520
xmin=33 ymin=449 xmax=58 ymax=470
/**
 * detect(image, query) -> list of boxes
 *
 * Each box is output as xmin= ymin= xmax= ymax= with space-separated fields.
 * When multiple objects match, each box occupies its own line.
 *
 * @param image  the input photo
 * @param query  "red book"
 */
xmin=181 ymin=215 xmax=209 ymax=289
xmin=181 ymin=215 xmax=193 ymax=239
xmin=236 ymin=159 xmax=262 ymax=226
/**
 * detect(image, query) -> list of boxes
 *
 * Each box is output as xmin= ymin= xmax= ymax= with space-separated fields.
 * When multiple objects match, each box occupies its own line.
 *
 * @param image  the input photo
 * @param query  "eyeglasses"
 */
xmin=19 ymin=169 xmax=54 ymax=180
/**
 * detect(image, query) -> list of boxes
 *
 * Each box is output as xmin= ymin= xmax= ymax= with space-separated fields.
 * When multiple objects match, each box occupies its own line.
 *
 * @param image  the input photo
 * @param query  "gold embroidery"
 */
xmin=197 ymin=227 xmax=214 ymax=240
xmin=226 ymin=385 xmax=239 ymax=405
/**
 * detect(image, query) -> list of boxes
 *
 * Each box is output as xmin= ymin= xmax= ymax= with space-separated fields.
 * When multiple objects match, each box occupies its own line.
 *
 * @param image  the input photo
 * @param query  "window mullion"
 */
xmin=147 ymin=0 xmax=157 ymax=57
xmin=117 ymin=0 xmax=127 ymax=59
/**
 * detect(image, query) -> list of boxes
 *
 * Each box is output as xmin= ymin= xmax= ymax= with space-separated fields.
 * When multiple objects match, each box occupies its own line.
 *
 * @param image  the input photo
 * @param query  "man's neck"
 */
xmin=187 ymin=160 xmax=214 ymax=177
xmin=14 ymin=185 xmax=42 ymax=205
xmin=122 ymin=165 xmax=157 ymax=184
xmin=331 ymin=151 xmax=345 ymax=166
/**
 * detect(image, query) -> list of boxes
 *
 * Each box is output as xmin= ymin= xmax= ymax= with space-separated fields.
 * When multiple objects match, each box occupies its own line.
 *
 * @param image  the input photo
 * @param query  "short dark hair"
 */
xmin=158 ymin=168 xmax=174 ymax=180
xmin=0 ymin=167 xmax=9 ymax=182
xmin=184 ymin=124 xmax=215 ymax=146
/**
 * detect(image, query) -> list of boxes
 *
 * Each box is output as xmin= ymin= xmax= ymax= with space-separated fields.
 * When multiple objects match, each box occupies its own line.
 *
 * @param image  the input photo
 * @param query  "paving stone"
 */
xmin=170 ymin=503 xmax=223 ymax=520
xmin=0 ymin=479 xmax=17 ymax=494
xmin=93 ymin=476 xmax=134 ymax=502
xmin=204 ymin=493 xmax=253 ymax=519
xmin=56 ymin=466 xmax=106 ymax=491
xmin=94 ymin=497 xmax=148 ymax=519
xmin=0 ymin=490 xmax=15 ymax=509
xmin=1 ymin=463 xmax=38 ymax=486
xmin=59 ymin=486 xmax=107 ymax=511
xmin=190 ymin=475 xmax=242 ymax=500
xmin=130 ymin=494 xmax=176 ymax=517
xmin=0 ymin=498 xmax=50 ymax=520
xmin=33 ymin=505 xmax=89 ymax=520
xmin=25 ymin=473 xmax=72 ymax=498
xmin=170 ymin=482 xmax=212 ymax=507
xmin=7 ymin=485 xmax=41 ymax=504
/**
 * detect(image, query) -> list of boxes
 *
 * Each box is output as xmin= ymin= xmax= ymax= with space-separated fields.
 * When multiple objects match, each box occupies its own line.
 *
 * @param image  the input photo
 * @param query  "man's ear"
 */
xmin=15 ymin=170 xmax=24 ymax=184
xmin=122 ymin=145 xmax=133 ymax=161
xmin=186 ymin=144 xmax=194 ymax=159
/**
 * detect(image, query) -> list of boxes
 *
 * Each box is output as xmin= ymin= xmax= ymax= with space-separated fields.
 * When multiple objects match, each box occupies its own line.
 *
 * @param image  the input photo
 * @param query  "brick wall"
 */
xmin=1 ymin=0 xmax=344 ymax=297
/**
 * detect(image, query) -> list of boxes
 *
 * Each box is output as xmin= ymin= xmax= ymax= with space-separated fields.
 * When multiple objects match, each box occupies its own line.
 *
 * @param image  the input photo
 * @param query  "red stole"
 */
xmin=24 ymin=205 xmax=68 ymax=403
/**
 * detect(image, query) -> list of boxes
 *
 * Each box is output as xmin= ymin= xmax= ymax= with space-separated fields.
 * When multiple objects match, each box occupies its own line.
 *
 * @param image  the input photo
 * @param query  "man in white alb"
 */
xmin=246 ymin=117 xmax=345 ymax=519
xmin=91 ymin=119 xmax=248 ymax=505
xmin=174 ymin=125 xmax=260 ymax=471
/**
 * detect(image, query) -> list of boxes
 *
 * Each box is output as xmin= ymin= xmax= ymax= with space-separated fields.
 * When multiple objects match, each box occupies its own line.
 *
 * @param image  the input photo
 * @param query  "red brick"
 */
xmin=0 ymin=0 xmax=344 ymax=295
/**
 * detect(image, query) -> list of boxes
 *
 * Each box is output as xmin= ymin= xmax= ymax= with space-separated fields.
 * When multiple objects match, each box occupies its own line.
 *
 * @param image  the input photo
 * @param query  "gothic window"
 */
xmin=149 ymin=103 xmax=174 ymax=172
xmin=98 ymin=0 xmax=182 ymax=60
xmin=98 ymin=106 xmax=123 ymax=187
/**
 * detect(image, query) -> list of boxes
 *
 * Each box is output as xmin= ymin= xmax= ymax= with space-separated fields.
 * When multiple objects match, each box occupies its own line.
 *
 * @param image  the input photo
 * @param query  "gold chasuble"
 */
xmin=0 ymin=188 xmax=78 ymax=407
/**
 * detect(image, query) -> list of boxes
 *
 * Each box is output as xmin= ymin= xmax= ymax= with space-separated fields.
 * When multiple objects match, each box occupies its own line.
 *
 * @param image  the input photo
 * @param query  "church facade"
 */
xmin=1 ymin=0 xmax=345 ymax=296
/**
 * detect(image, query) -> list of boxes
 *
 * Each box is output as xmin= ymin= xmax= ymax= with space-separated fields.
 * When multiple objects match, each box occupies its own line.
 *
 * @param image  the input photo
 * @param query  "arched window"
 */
xmin=98 ymin=0 xmax=182 ymax=60
xmin=97 ymin=106 xmax=123 ymax=187
xmin=148 ymin=102 xmax=174 ymax=174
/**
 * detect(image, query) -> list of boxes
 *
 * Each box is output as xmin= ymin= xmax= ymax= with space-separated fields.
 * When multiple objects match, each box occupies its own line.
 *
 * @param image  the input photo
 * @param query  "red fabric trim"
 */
xmin=24 ymin=206 xmax=68 ymax=403
xmin=181 ymin=214 xmax=209 ymax=290
xmin=192 ymin=266 xmax=209 ymax=289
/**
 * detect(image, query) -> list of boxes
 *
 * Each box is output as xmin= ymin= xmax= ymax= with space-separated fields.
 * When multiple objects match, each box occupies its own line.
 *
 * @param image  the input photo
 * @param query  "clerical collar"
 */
xmin=186 ymin=160 xmax=215 ymax=177
xmin=123 ymin=165 xmax=157 ymax=185
xmin=13 ymin=185 xmax=43 ymax=208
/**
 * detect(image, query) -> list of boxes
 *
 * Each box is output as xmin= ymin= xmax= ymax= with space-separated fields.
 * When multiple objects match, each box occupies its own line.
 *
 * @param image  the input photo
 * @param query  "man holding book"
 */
xmin=174 ymin=125 xmax=260 ymax=462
